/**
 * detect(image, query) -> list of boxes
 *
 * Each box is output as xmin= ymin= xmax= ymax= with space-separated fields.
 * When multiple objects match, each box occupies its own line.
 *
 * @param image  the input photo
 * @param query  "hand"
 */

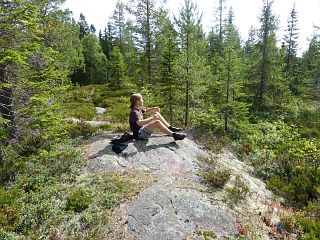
xmin=152 ymin=112 xmax=160 ymax=120
xmin=154 ymin=107 xmax=160 ymax=112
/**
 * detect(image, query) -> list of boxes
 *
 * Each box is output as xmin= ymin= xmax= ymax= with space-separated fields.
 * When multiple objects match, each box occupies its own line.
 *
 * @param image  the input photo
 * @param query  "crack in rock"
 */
xmin=126 ymin=186 xmax=238 ymax=240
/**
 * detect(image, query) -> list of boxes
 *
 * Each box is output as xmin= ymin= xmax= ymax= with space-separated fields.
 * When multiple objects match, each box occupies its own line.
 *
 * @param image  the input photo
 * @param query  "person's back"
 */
xmin=129 ymin=107 xmax=145 ymax=138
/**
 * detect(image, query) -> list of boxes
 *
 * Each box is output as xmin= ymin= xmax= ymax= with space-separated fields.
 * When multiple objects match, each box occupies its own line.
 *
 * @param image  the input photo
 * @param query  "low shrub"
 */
xmin=226 ymin=176 xmax=250 ymax=200
xmin=65 ymin=188 xmax=92 ymax=212
xmin=203 ymin=169 xmax=231 ymax=189
xmin=0 ymin=188 xmax=20 ymax=232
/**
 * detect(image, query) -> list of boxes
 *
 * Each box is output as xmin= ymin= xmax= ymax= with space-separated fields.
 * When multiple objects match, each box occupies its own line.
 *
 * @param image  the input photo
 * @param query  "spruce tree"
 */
xmin=110 ymin=0 xmax=126 ymax=52
xmin=79 ymin=13 xmax=90 ymax=38
xmin=254 ymin=0 xmax=286 ymax=111
xmin=302 ymin=32 xmax=320 ymax=99
xmin=155 ymin=10 xmax=179 ymax=124
xmin=175 ymin=0 xmax=211 ymax=126
xmin=128 ymin=0 xmax=159 ymax=83
xmin=283 ymin=3 xmax=300 ymax=95
xmin=222 ymin=8 xmax=247 ymax=132
xmin=109 ymin=46 xmax=127 ymax=89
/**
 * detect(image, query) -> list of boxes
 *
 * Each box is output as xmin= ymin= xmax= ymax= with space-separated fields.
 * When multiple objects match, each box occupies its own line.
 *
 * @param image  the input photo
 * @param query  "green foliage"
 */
xmin=72 ymin=34 xmax=107 ymax=85
xmin=196 ymin=230 xmax=217 ymax=239
xmin=226 ymin=176 xmax=250 ymax=200
xmin=280 ymin=201 xmax=320 ymax=239
xmin=203 ymin=169 xmax=231 ymax=189
xmin=0 ymin=188 xmax=20 ymax=232
xmin=190 ymin=107 xmax=222 ymax=133
xmin=0 ymin=231 xmax=20 ymax=240
xmin=109 ymin=46 xmax=127 ymax=89
xmin=66 ymin=188 xmax=92 ymax=212
xmin=15 ymin=171 xmax=153 ymax=238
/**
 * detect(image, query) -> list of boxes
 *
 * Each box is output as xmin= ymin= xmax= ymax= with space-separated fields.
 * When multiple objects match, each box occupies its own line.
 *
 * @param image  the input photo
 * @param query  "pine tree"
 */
xmin=217 ymin=0 xmax=227 ymax=40
xmin=175 ymin=0 xmax=210 ymax=126
xmin=79 ymin=13 xmax=90 ymax=38
xmin=0 ymin=0 xmax=41 ymax=166
xmin=254 ymin=0 xmax=286 ymax=111
xmin=110 ymin=0 xmax=126 ymax=52
xmin=283 ymin=3 xmax=300 ymax=95
xmin=302 ymin=32 xmax=320 ymax=99
xmin=155 ymin=10 xmax=179 ymax=124
xmin=81 ymin=34 xmax=108 ymax=84
xmin=222 ymin=8 xmax=247 ymax=132
xmin=128 ymin=0 xmax=159 ymax=83
xmin=122 ymin=20 xmax=140 ymax=82
xmin=99 ymin=24 xmax=114 ymax=83
xmin=109 ymin=46 xmax=127 ymax=89
xmin=0 ymin=0 xmax=83 ymax=168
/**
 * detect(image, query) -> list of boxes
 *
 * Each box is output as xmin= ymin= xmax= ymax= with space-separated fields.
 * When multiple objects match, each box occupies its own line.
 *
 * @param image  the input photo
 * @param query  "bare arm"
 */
xmin=144 ymin=107 xmax=160 ymax=115
xmin=136 ymin=116 xmax=154 ymax=127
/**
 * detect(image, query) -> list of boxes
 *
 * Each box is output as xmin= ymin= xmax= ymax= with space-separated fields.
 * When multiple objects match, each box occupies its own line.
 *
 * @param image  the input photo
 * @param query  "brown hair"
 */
xmin=130 ymin=93 xmax=142 ymax=108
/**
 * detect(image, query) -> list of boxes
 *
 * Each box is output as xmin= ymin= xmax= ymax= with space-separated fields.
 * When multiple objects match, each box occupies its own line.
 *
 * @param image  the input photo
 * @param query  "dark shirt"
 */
xmin=129 ymin=108 xmax=145 ymax=138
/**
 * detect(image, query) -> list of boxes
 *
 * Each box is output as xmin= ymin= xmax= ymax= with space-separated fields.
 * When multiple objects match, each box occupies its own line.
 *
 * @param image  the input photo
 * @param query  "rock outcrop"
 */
xmin=83 ymin=132 xmax=279 ymax=239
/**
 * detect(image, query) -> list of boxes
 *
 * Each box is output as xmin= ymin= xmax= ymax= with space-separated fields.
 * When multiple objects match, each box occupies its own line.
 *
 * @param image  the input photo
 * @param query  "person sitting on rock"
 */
xmin=129 ymin=93 xmax=186 ymax=141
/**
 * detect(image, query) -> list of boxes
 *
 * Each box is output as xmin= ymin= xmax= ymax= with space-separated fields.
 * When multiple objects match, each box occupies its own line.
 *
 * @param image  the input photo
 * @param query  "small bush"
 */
xmin=204 ymin=169 xmax=231 ymax=189
xmin=69 ymin=121 xmax=95 ymax=139
xmin=0 ymin=231 xmax=20 ymax=240
xmin=65 ymin=188 xmax=92 ymax=212
xmin=0 ymin=188 xmax=20 ymax=232
xmin=226 ymin=176 xmax=250 ymax=200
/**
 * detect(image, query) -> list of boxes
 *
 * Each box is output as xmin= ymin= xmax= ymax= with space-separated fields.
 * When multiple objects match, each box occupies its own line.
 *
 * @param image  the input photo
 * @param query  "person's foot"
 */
xmin=169 ymin=126 xmax=182 ymax=132
xmin=172 ymin=132 xmax=186 ymax=141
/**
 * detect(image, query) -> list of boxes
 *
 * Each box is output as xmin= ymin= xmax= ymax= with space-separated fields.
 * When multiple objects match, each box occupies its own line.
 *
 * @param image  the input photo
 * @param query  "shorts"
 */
xmin=137 ymin=125 xmax=152 ymax=139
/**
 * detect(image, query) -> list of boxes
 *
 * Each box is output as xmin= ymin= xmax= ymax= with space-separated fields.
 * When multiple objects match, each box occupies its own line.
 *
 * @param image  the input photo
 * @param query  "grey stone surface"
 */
xmin=83 ymin=132 xmax=277 ymax=239
xmin=96 ymin=107 xmax=107 ymax=115
xmin=127 ymin=185 xmax=238 ymax=240
xmin=64 ymin=117 xmax=109 ymax=127
xmin=85 ymin=134 xmax=206 ymax=182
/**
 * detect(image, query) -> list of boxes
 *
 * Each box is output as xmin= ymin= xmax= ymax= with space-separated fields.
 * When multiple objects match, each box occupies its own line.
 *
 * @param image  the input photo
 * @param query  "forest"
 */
xmin=0 ymin=0 xmax=319 ymax=239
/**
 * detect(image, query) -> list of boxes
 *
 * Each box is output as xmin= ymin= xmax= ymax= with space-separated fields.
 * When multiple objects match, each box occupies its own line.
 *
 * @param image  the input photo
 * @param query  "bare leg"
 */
xmin=153 ymin=112 xmax=170 ymax=127
xmin=146 ymin=120 xmax=172 ymax=135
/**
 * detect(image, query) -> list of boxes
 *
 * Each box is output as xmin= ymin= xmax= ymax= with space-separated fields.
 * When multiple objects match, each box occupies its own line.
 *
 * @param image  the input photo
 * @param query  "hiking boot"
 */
xmin=169 ymin=126 xmax=182 ymax=132
xmin=172 ymin=132 xmax=186 ymax=141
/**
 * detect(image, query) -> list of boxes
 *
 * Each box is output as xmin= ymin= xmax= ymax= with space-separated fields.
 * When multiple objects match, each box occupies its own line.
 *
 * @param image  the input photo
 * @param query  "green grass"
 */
xmin=61 ymin=84 xmax=132 ymax=133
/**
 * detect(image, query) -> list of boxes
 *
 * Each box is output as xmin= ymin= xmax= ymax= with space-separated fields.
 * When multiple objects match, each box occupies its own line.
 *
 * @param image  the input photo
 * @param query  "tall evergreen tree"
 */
xmin=128 ymin=0 xmax=159 ymax=83
xmin=154 ymin=9 xmax=179 ymax=124
xmin=79 ymin=13 xmax=90 ymax=38
xmin=0 ymin=0 xmax=41 ymax=166
xmin=100 ymin=24 xmax=114 ymax=83
xmin=109 ymin=46 xmax=127 ymax=89
xmin=175 ymin=0 xmax=210 ymax=126
xmin=283 ymin=3 xmax=300 ymax=95
xmin=221 ymin=8 xmax=247 ymax=132
xmin=81 ymin=34 xmax=108 ymax=85
xmin=122 ymin=20 xmax=140 ymax=82
xmin=302 ymin=33 xmax=320 ymax=99
xmin=110 ymin=0 xmax=126 ymax=52
xmin=217 ymin=0 xmax=227 ymax=40
xmin=254 ymin=0 xmax=285 ymax=111
xmin=0 ymin=0 xmax=82 ymax=168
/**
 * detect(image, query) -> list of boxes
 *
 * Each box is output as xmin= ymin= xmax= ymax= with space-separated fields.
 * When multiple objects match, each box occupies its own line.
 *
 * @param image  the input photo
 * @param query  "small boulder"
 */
xmin=96 ymin=107 xmax=107 ymax=115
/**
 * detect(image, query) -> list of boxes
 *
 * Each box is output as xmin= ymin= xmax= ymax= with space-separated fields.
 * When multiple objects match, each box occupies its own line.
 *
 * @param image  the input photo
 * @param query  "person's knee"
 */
xmin=154 ymin=120 xmax=161 ymax=125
